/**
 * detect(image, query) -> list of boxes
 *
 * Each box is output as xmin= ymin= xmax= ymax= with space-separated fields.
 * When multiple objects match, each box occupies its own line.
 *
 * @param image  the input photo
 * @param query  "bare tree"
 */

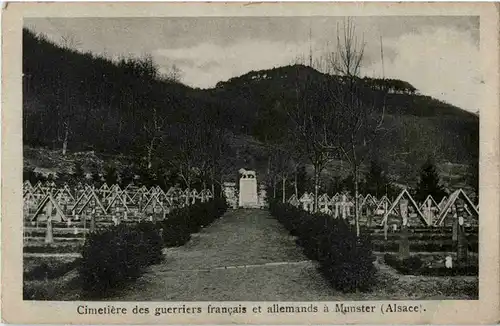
xmin=267 ymin=144 xmax=296 ymax=203
xmin=290 ymin=19 xmax=387 ymax=233
xmin=162 ymin=64 xmax=183 ymax=83
xmin=142 ymin=107 xmax=165 ymax=170
xmin=326 ymin=19 xmax=387 ymax=236
xmin=286 ymin=78 xmax=340 ymax=212
xmin=60 ymin=33 xmax=81 ymax=51
xmin=194 ymin=109 xmax=226 ymax=192
xmin=169 ymin=122 xmax=198 ymax=191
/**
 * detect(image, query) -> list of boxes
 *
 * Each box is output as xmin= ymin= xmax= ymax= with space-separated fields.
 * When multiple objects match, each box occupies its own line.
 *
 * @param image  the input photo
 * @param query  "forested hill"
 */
xmin=22 ymin=28 xmax=478 ymax=188
xmin=205 ymin=65 xmax=478 ymax=167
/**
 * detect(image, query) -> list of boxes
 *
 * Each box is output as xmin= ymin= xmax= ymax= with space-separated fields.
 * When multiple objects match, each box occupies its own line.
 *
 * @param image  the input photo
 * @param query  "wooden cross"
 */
xmin=340 ymin=194 xmax=350 ymax=220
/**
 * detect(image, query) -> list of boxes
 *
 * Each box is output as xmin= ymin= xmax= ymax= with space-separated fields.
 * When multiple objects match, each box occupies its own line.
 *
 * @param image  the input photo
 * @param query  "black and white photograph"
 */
xmin=2 ymin=4 xmax=498 ymax=324
xmin=19 ymin=12 xmax=483 ymax=303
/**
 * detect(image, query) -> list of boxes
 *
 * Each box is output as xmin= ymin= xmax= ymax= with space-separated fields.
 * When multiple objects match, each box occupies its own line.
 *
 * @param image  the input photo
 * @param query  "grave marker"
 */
xmin=299 ymin=192 xmax=313 ymax=212
xmin=435 ymin=189 xmax=478 ymax=227
xmin=287 ymin=194 xmax=300 ymax=207
xmin=105 ymin=190 xmax=130 ymax=214
xmin=31 ymin=193 xmax=67 ymax=223
xmin=223 ymin=182 xmax=238 ymax=209
xmin=457 ymin=206 xmax=468 ymax=265
xmin=398 ymin=198 xmax=410 ymax=260
xmin=318 ymin=194 xmax=331 ymax=214
xmin=420 ymin=194 xmax=439 ymax=225
xmin=379 ymin=189 xmax=428 ymax=227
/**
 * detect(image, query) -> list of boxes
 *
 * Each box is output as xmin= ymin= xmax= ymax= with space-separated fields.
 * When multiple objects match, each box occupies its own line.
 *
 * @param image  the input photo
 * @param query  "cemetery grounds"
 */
xmin=23 ymin=181 xmax=478 ymax=300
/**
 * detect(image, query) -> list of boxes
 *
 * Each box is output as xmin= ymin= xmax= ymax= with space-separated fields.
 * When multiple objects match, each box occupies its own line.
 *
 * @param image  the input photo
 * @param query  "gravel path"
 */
xmin=108 ymin=209 xmax=342 ymax=301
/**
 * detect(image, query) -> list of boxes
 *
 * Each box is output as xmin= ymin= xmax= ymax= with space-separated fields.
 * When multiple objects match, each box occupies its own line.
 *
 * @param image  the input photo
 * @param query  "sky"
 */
xmin=25 ymin=16 xmax=481 ymax=113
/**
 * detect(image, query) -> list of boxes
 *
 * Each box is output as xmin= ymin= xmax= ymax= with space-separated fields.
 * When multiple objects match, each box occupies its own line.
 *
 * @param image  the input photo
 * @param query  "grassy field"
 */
xmin=23 ymin=255 xmax=82 ymax=300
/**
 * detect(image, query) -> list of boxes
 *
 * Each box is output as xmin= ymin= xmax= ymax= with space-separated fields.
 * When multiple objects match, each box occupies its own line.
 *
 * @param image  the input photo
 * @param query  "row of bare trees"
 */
xmin=269 ymin=20 xmax=388 ymax=236
xmin=24 ymin=27 xmax=236 ymax=196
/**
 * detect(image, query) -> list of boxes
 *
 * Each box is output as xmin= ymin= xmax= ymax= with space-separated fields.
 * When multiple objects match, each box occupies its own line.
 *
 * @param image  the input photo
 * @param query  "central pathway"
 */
xmin=109 ymin=209 xmax=341 ymax=301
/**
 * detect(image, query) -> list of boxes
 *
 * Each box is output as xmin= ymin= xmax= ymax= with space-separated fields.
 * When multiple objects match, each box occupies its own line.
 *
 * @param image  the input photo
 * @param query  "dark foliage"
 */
xmin=384 ymin=254 xmax=423 ymax=273
xmin=23 ymin=167 xmax=42 ymax=184
xmin=23 ymin=29 xmax=479 ymax=188
xmin=467 ymin=160 xmax=479 ymax=203
xmin=80 ymin=221 xmax=164 ymax=297
xmin=157 ymin=198 xmax=227 ymax=247
xmin=364 ymin=160 xmax=390 ymax=198
xmin=295 ymin=165 xmax=310 ymax=195
xmin=415 ymin=158 xmax=447 ymax=202
xmin=119 ymin=165 xmax=136 ymax=187
xmin=24 ymin=259 xmax=82 ymax=281
xmin=384 ymin=253 xmax=478 ymax=276
xmin=72 ymin=161 xmax=85 ymax=180
xmin=269 ymin=201 xmax=376 ymax=292
xmin=104 ymin=163 xmax=118 ymax=186
xmin=24 ymin=244 xmax=82 ymax=254
xmin=91 ymin=172 xmax=102 ymax=186
xmin=373 ymin=239 xmax=478 ymax=253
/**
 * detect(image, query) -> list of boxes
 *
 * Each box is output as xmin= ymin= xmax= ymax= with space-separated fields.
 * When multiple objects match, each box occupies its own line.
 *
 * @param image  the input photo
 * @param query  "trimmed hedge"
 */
xmin=373 ymin=240 xmax=478 ymax=253
xmin=270 ymin=202 xmax=376 ymax=292
xmin=79 ymin=198 xmax=227 ymax=297
xmin=80 ymin=221 xmax=163 ymax=297
xmin=384 ymin=253 xmax=479 ymax=276
xmin=24 ymin=258 xmax=82 ymax=281
xmin=157 ymin=198 xmax=227 ymax=247
xmin=23 ymin=245 xmax=82 ymax=254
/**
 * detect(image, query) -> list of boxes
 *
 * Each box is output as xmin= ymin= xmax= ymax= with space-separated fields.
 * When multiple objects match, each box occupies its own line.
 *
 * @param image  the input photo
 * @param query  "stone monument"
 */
xmin=238 ymin=168 xmax=259 ymax=208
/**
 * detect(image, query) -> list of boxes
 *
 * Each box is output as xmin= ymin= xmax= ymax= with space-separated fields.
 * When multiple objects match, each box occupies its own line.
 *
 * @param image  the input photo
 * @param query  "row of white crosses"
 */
xmin=23 ymin=181 xmax=215 ymax=244
xmin=287 ymin=188 xmax=479 ymax=227
xmin=288 ymin=192 xmax=358 ymax=220
xmin=288 ymin=192 xmax=393 ymax=220
xmin=378 ymin=188 xmax=478 ymax=229
xmin=23 ymin=181 xmax=214 ymax=226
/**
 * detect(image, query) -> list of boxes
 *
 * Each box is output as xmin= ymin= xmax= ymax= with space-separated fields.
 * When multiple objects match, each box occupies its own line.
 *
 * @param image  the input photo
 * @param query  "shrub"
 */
xmin=269 ymin=202 xmax=376 ymax=292
xmin=384 ymin=254 xmax=423 ymax=274
xmin=157 ymin=197 xmax=227 ymax=247
xmin=24 ymin=259 xmax=81 ymax=281
xmin=384 ymin=253 xmax=478 ymax=276
xmin=418 ymin=265 xmax=478 ymax=276
xmin=373 ymin=240 xmax=479 ymax=253
xmin=80 ymin=221 xmax=163 ymax=297
xmin=79 ymin=198 xmax=227 ymax=297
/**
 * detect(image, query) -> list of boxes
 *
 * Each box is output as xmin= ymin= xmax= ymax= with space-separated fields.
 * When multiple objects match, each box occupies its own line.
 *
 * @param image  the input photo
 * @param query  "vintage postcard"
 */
xmin=2 ymin=1 xmax=499 ymax=324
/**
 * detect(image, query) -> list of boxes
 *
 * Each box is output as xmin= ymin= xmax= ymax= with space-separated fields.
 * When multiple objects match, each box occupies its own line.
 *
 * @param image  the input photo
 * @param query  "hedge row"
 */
xmin=80 ymin=221 xmax=163 ymax=297
xmin=370 ymin=233 xmax=478 ymax=241
xmin=373 ymin=240 xmax=478 ymax=253
xmin=370 ymin=227 xmax=478 ymax=234
xmin=384 ymin=253 xmax=478 ymax=276
xmin=269 ymin=202 xmax=376 ymax=292
xmin=24 ymin=258 xmax=82 ymax=281
xmin=80 ymin=198 xmax=227 ymax=297
xmin=23 ymin=244 xmax=82 ymax=254
xmin=157 ymin=198 xmax=228 ymax=247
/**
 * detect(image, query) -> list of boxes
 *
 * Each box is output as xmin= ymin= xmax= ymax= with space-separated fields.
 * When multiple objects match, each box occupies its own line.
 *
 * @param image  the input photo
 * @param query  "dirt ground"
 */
xmin=108 ymin=209 xmax=478 ymax=301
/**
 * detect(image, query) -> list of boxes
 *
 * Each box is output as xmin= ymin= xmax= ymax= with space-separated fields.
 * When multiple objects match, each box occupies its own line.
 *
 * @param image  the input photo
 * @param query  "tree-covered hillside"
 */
xmin=22 ymin=27 xmax=478 ymax=194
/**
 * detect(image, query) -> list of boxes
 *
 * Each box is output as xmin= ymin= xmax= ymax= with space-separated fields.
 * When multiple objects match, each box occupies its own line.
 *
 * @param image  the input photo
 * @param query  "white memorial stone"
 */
xmin=238 ymin=169 xmax=259 ymax=208
xmin=445 ymin=255 xmax=453 ymax=269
